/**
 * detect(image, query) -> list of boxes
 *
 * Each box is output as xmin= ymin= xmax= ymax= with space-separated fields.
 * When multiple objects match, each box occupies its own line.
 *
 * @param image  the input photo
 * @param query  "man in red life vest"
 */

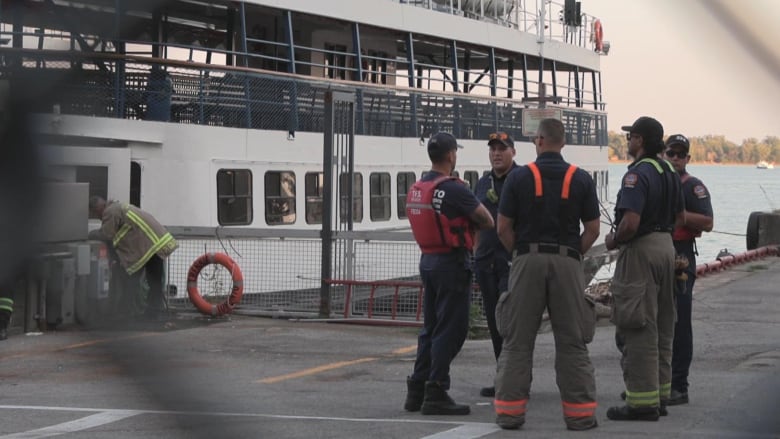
xmin=664 ymin=134 xmax=713 ymax=406
xmin=403 ymin=132 xmax=494 ymax=416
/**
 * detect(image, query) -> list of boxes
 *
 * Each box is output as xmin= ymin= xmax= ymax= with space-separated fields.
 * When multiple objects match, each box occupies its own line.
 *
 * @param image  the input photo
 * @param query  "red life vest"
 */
xmin=672 ymin=173 xmax=702 ymax=241
xmin=406 ymin=175 xmax=474 ymax=254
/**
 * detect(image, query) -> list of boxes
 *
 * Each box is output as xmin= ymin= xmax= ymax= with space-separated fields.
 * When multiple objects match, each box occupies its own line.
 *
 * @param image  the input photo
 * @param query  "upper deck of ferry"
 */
xmin=0 ymin=0 xmax=608 ymax=145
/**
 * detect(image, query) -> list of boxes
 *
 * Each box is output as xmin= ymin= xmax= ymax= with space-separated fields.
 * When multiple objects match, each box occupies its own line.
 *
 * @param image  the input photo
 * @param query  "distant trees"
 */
xmin=607 ymin=133 xmax=780 ymax=164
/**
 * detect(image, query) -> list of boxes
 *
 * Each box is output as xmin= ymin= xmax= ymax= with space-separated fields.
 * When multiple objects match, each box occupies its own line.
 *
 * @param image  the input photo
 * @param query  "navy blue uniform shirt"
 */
xmin=474 ymin=163 xmax=518 ymax=262
xmin=614 ymin=156 xmax=684 ymax=237
xmin=419 ymin=171 xmax=481 ymax=269
xmin=499 ymin=152 xmax=599 ymax=250
xmin=680 ymin=173 xmax=713 ymax=221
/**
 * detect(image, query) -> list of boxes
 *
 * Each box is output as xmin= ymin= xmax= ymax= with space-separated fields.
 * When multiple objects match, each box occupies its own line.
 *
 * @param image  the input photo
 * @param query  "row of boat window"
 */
xmin=217 ymin=168 xmax=477 ymax=226
xmin=217 ymin=168 xmax=608 ymax=226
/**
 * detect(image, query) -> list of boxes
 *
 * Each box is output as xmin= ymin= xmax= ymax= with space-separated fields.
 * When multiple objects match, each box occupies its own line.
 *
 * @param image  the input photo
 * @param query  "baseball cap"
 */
xmin=665 ymin=134 xmax=690 ymax=152
xmin=621 ymin=116 xmax=664 ymax=143
xmin=487 ymin=131 xmax=515 ymax=148
xmin=427 ymin=132 xmax=463 ymax=155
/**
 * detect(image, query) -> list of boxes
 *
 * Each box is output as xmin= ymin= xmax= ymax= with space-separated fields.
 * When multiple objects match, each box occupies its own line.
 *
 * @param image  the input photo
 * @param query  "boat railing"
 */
xmin=0 ymin=48 xmax=606 ymax=145
xmin=391 ymin=0 xmax=601 ymax=51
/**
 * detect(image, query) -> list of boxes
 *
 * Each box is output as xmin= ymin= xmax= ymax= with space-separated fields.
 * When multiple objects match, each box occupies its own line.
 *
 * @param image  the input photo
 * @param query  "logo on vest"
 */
xmin=693 ymin=185 xmax=708 ymax=199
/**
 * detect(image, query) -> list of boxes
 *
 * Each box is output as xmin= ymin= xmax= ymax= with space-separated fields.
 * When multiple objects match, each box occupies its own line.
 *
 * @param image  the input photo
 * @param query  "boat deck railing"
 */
xmin=0 ymin=48 xmax=607 ymax=145
xmin=391 ymin=0 xmax=601 ymax=50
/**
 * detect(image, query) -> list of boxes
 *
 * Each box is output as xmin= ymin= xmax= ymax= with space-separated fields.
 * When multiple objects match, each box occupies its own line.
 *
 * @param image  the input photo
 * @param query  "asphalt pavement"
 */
xmin=1 ymin=255 xmax=779 ymax=438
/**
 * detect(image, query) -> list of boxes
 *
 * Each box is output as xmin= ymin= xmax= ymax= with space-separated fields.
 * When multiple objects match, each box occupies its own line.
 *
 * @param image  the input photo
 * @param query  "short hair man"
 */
xmin=605 ymin=117 xmax=684 ymax=421
xmin=404 ymin=132 xmax=494 ymax=416
xmin=89 ymin=196 xmax=178 ymax=319
xmin=664 ymin=134 xmax=713 ymax=406
xmin=473 ymin=131 xmax=518 ymax=398
xmin=494 ymin=118 xmax=601 ymax=431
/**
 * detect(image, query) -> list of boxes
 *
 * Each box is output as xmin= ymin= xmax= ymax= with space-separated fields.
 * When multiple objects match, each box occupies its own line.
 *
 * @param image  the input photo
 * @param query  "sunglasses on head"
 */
xmin=665 ymin=150 xmax=688 ymax=159
xmin=489 ymin=132 xmax=509 ymax=141
xmin=626 ymin=133 xmax=640 ymax=141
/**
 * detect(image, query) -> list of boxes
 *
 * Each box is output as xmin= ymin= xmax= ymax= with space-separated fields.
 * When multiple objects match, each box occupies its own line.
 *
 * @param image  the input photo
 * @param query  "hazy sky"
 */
xmin=583 ymin=0 xmax=780 ymax=143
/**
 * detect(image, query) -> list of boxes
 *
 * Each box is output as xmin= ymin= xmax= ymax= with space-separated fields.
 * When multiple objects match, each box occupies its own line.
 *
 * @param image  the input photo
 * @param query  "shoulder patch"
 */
xmin=623 ymin=173 xmax=638 ymax=188
xmin=693 ymin=185 xmax=708 ymax=199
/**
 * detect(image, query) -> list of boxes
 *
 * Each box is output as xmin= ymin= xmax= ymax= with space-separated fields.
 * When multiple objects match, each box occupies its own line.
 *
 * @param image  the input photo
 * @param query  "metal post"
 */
xmin=321 ymin=92 xmax=335 ymax=318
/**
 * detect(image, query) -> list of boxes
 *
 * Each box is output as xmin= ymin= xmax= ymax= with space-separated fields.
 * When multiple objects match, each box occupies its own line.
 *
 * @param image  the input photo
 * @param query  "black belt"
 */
xmin=513 ymin=243 xmax=581 ymax=261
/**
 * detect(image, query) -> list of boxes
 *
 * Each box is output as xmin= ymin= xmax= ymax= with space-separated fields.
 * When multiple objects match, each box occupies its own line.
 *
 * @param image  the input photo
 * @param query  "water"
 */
xmin=607 ymin=163 xmax=780 ymax=262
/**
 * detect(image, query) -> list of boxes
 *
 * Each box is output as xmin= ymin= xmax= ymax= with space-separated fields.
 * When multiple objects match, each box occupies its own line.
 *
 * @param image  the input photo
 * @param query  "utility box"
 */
xmin=35 ymin=182 xmax=89 ymax=243
xmin=74 ymin=241 xmax=112 ymax=326
xmin=45 ymin=256 xmax=76 ymax=327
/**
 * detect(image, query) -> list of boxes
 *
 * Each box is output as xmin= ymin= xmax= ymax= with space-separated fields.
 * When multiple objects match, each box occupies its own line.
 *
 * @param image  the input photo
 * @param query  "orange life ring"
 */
xmin=187 ymin=252 xmax=244 ymax=317
xmin=593 ymin=19 xmax=604 ymax=52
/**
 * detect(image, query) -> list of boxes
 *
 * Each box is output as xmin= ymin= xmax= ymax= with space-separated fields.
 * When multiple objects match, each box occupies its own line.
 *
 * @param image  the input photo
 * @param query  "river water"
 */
xmin=607 ymin=163 xmax=780 ymax=262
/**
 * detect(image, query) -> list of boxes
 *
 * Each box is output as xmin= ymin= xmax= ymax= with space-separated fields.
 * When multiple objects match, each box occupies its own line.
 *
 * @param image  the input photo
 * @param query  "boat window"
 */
xmin=324 ymin=43 xmax=348 ymax=80
xmin=397 ymin=172 xmax=416 ymax=219
xmin=264 ymin=171 xmax=296 ymax=225
xmin=464 ymin=171 xmax=479 ymax=192
xmin=130 ymin=162 xmax=141 ymax=207
xmin=369 ymin=172 xmax=391 ymax=221
xmin=216 ymin=169 xmax=252 ymax=225
xmin=305 ymin=172 xmax=324 ymax=225
xmin=339 ymin=172 xmax=363 ymax=223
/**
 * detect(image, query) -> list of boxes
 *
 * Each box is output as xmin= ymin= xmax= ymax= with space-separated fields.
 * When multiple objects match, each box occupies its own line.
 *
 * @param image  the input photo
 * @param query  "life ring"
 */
xmin=187 ymin=252 xmax=244 ymax=317
xmin=592 ymin=19 xmax=604 ymax=52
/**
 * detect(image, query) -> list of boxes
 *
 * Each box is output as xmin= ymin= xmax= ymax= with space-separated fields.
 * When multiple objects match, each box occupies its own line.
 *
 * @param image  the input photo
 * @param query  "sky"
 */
xmin=582 ymin=0 xmax=780 ymax=143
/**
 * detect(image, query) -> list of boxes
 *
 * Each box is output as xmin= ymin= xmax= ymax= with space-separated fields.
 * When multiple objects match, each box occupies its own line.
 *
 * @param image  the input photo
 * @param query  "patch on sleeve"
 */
xmin=693 ymin=185 xmax=708 ymax=199
xmin=622 ymin=173 xmax=638 ymax=188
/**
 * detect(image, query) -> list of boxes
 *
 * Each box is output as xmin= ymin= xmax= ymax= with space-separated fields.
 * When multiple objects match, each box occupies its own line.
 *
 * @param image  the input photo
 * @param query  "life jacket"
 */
xmin=526 ymin=162 xmax=578 ymax=244
xmin=406 ymin=175 xmax=474 ymax=254
xmin=672 ymin=173 xmax=702 ymax=241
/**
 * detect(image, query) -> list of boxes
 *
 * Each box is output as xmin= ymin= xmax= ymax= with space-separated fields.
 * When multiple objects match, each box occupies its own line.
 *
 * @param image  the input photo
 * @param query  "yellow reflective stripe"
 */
xmin=126 ymin=233 xmax=175 ymax=274
xmin=126 ymin=210 xmax=160 ymax=243
xmin=0 ymin=297 xmax=13 ymax=312
xmin=113 ymin=224 xmax=132 ymax=247
xmin=625 ymin=389 xmax=660 ymax=407
xmin=659 ymin=382 xmax=672 ymax=399
xmin=637 ymin=158 xmax=663 ymax=174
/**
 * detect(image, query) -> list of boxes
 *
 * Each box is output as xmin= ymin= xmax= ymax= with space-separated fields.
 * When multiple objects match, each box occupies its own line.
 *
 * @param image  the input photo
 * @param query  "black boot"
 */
xmin=606 ymin=405 xmax=659 ymax=421
xmin=404 ymin=378 xmax=425 ymax=412
xmin=480 ymin=386 xmax=495 ymax=397
xmin=420 ymin=381 xmax=470 ymax=415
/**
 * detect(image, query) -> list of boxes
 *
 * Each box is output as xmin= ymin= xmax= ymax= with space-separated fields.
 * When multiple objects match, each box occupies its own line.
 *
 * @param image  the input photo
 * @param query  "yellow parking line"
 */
xmin=257 ymin=344 xmax=418 ymax=384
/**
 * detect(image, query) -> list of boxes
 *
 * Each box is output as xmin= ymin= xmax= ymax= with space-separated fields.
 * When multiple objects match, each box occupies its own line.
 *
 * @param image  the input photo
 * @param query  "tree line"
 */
xmin=606 ymin=132 xmax=780 ymax=164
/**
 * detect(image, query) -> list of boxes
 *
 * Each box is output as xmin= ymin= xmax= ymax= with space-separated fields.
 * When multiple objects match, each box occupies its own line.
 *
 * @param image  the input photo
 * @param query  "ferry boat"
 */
xmin=756 ymin=161 xmax=774 ymax=169
xmin=1 ymin=0 xmax=609 ymax=229
xmin=1 ymin=0 xmax=611 ymax=312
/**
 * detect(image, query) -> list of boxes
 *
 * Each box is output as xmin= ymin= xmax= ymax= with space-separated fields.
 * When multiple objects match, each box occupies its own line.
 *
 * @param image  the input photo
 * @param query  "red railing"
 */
xmin=696 ymin=245 xmax=779 ymax=277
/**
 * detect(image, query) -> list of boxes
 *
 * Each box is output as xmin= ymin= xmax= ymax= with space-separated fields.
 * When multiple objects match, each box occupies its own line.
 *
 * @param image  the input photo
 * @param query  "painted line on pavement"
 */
xmin=420 ymin=423 xmax=501 ymax=439
xmin=0 ymin=410 xmax=141 ymax=439
xmin=257 ymin=344 xmax=417 ymax=384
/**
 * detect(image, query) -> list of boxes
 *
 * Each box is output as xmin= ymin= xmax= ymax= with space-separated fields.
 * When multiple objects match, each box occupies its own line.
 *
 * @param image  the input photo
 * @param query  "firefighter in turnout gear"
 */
xmin=605 ymin=117 xmax=684 ymax=421
xmin=664 ymin=134 xmax=713 ymax=406
xmin=89 ymin=196 xmax=178 ymax=319
xmin=403 ymin=132 xmax=494 ymax=416
xmin=494 ymin=118 xmax=601 ymax=431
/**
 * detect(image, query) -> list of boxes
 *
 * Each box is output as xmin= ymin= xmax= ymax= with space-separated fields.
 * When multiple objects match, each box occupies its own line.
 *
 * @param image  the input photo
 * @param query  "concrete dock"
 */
xmin=1 ymin=255 xmax=779 ymax=438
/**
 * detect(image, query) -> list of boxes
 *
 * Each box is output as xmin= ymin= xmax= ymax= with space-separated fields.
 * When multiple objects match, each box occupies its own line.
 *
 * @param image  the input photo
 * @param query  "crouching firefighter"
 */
xmin=403 ymin=132 xmax=494 ymax=415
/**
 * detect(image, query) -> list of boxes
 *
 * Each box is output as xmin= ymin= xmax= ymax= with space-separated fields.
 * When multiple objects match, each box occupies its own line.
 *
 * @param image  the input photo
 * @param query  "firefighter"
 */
xmin=494 ymin=118 xmax=600 ymax=431
xmin=88 ymin=196 xmax=178 ymax=319
xmin=664 ymin=134 xmax=713 ymax=406
xmin=403 ymin=132 xmax=494 ymax=416
xmin=605 ymin=117 xmax=684 ymax=421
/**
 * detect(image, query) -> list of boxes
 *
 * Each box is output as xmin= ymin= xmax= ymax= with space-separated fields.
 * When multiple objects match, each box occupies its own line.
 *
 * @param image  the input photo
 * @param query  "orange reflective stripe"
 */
xmin=562 ymin=401 xmax=597 ymax=417
xmin=495 ymin=398 xmax=528 ymax=416
xmin=561 ymin=165 xmax=578 ymax=199
xmin=527 ymin=162 xmax=542 ymax=197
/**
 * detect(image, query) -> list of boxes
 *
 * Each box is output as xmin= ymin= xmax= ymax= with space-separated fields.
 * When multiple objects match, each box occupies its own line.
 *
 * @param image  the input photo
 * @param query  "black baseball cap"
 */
xmin=665 ymin=134 xmax=690 ymax=152
xmin=621 ymin=116 xmax=664 ymax=144
xmin=487 ymin=131 xmax=515 ymax=148
xmin=427 ymin=132 xmax=463 ymax=155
